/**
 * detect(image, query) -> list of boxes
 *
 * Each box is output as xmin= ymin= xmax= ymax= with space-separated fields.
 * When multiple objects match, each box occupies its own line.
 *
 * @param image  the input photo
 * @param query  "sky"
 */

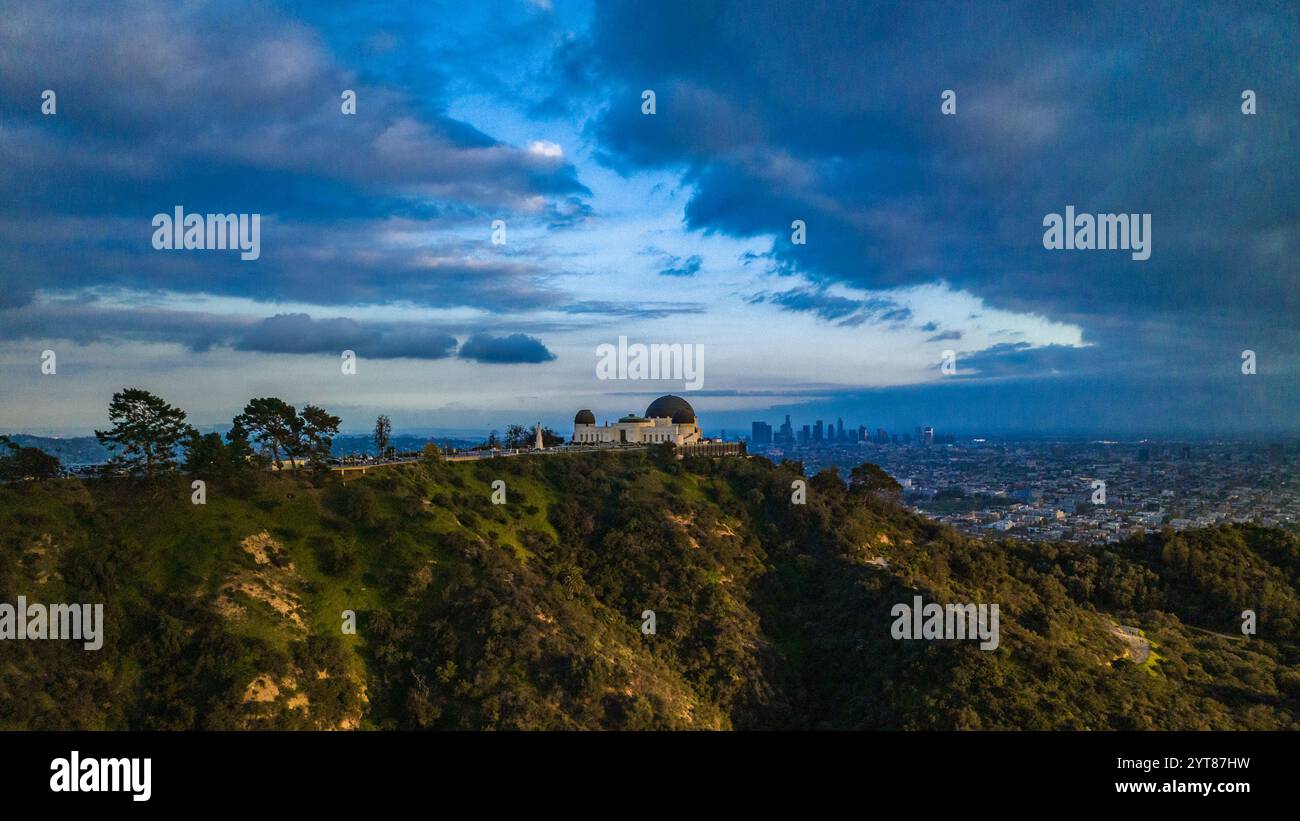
xmin=0 ymin=0 xmax=1295 ymax=438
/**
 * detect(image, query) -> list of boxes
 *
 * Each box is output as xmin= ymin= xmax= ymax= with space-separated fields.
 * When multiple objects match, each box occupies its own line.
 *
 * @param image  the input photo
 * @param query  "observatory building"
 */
xmin=572 ymin=395 xmax=702 ymax=446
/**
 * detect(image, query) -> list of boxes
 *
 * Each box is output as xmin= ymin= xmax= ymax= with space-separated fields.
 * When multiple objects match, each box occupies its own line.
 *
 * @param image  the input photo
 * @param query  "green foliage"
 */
xmin=232 ymin=398 xmax=339 ymax=471
xmin=0 ymin=436 xmax=61 ymax=480
xmin=373 ymin=415 xmax=392 ymax=457
xmin=298 ymin=405 xmax=341 ymax=469
xmin=182 ymin=429 xmax=257 ymax=492
xmin=850 ymin=462 xmax=902 ymax=498
xmin=504 ymin=424 xmax=529 ymax=449
xmin=94 ymin=388 xmax=189 ymax=478
xmin=1 ymin=453 xmax=1297 ymax=730
xmin=232 ymin=398 xmax=298 ymax=469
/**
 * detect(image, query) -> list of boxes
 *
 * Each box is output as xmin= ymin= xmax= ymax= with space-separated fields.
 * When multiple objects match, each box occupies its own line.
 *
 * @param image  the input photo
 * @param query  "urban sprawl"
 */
xmin=745 ymin=417 xmax=1297 ymax=546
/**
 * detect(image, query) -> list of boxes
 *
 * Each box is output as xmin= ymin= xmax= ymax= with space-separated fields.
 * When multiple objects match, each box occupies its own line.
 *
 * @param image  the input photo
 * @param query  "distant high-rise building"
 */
xmin=751 ymin=421 xmax=773 ymax=445
xmin=858 ymin=425 xmax=867 ymax=442
xmin=813 ymin=420 xmax=824 ymax=442
xmin=876 ymin=428 xmax=888 ymax=445
xmin=780 ymin=415 xmax=793 ymax=443
xmin=922 ymin=426 xmax=934 ymax=446
xmin=836 ymin=417 xmax=844 ymax=441
xmin=800 ymin=424 xmax=811 ymax=443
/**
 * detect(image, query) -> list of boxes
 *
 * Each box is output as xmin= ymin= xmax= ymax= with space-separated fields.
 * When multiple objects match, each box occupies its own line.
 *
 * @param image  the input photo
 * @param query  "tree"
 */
xmin=849 ymin=462 xmax=902 ymax=499
xmin=299 ymin=405 xmax=341 ymax=469
xmin=504 ymin=424 xmax=563 ymax=448
xmin=95 ymin=388 xmax=189 ymax=477
xmin=182 ymin=430 xmax=226 ymax=476
xmin=0 ymin=436 xmax=61 ymax=480
xmin=232 ymin=398 xmax=298 ymax=469
xmin=182 ymin=427 xmax=257 ymax=491
xmin=226 ymin=422 xmax=255 ymax=465
xmin=231 ymin=398 xmax=339 ymax=471
xmin=504 ymin=424 xmax=527 ymax=449
xmin=374 ymin=415 xmax=392 ymax=458
xmin=540 ymin=426 xmax=564 ymax=447
xmin=421 ymin=442 xmax=442 ymax=464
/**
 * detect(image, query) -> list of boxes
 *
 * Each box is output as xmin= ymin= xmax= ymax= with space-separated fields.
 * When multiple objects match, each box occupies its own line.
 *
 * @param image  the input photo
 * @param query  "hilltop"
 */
xmin=1 ymin=449 xmax=1298 ymax=729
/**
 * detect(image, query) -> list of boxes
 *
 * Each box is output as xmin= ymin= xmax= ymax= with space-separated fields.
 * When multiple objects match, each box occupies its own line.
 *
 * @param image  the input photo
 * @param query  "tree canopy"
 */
xmin=94 ymin=388 xmax=190 ymax=477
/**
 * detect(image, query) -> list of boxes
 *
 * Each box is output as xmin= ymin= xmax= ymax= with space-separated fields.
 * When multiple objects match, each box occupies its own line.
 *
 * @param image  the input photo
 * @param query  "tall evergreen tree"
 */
xmin=299 ymin=405 xmax=342 ymax=469
xmin=95 ymin=388 xmax=189 ymax=477
xmin=232 ymin=398 xmax=298 ymax=469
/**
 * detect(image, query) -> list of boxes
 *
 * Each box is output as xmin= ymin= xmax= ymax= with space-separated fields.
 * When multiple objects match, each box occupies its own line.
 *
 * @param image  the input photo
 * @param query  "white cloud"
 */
xmin=527 ymin=140 xmax=564 ymax=160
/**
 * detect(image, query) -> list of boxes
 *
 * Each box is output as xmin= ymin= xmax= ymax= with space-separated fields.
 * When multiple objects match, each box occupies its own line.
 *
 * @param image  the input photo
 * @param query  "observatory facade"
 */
xmin=572 ymin=395 xmax=702 ymax=446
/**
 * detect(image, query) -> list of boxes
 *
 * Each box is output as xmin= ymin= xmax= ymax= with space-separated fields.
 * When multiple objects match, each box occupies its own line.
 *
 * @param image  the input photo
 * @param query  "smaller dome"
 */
xmin=574 ymin=409 xmax=596 ymax=425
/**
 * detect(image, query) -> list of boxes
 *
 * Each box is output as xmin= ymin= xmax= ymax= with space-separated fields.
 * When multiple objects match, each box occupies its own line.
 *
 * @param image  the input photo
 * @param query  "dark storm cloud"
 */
xmin=569 ymin=0 xmax=1298 ymax=363
xmin=458 ymin=333 xmax=557 ymax=364
xmin=946 ymin=342 xmax=1085 ymax=379
xmin=0 ymin=1 xmax=589 ymax=311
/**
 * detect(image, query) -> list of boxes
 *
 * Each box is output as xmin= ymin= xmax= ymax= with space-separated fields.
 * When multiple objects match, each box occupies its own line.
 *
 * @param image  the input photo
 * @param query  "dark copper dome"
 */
xmin=645 ymin=395 xmax=695 ymax=424
xmin=574 ymin=409 xmax=596 ymax=425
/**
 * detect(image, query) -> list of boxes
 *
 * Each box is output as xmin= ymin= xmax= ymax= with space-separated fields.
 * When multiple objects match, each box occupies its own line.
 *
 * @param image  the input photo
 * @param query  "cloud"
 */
xmin=0 ymin=1 xmax=591 ymax=313
xmin=567 ymin=0 xmax=1299 ymax=376
xmin=528 ymin=140 xmax=564 ymax=160
xmin=560 ymin=300 xmax=707 ymax=320
xmin=926 ymin=330 xmax=963 ymax=342
xmin=0 ymin=301 xmax=254 ymax=352
xmin=0 ymin=302 xmax=537 ymax=363
xmin=660 ymin=253 xmax=702 ymax=278
xmin=749 ymin=287 xmax=911 ymax=328
xmin=234 ymin=314 xmax=457 ymax=360
xmin=639 ymin=245 xmax=702 ymax=277
xmin=458 ymin=333 xmax=557 ymax=364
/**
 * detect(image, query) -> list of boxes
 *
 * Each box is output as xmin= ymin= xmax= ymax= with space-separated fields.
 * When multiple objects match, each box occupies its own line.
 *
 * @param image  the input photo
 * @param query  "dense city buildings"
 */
xmin=747 ymin=424 xmax=1298 ymax=545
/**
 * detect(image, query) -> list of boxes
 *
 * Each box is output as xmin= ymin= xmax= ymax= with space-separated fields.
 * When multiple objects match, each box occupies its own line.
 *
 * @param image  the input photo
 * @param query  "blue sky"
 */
xmin=0 ymin=0 xmax=1295 ymax=437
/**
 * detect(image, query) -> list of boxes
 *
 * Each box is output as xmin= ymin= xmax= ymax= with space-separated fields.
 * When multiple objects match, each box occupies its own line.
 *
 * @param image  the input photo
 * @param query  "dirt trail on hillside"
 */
xmin=1110 ymin=625 xmax=1150 ymax=664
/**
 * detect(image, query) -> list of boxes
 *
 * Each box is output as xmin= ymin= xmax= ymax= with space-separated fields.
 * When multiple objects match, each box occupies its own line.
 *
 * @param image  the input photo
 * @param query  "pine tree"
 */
xmin=95 ymin=388 xmax=189 ymax=478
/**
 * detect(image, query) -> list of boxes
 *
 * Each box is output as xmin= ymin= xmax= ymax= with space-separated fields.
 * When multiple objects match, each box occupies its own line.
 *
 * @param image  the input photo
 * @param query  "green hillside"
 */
xmin=2 ymin=449 xmax=1297 ymax=729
